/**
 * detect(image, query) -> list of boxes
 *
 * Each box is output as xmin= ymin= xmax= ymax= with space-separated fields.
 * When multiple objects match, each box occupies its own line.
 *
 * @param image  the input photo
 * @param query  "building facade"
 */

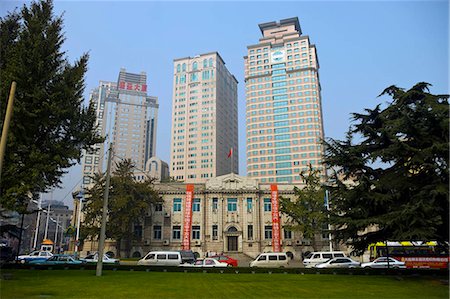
xmin=123 ymin=174 xmax=330 ymax=260
xmin=170 ymin=52 xmax=239 ymax=183
xmin=81 ymin=69 xmax=159 ymax=187
xmin=244 ymin=17 xmax=325 ymax=184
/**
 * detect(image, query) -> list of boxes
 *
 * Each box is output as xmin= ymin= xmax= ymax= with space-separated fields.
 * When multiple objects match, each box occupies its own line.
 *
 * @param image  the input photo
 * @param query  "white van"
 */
xmin=302 ymin=251 xmax=346 ymax=268
xmin=250 ymin=252 xmax=289 ymax=268
xmin=137 ymin=251 xmax=182 ymax=266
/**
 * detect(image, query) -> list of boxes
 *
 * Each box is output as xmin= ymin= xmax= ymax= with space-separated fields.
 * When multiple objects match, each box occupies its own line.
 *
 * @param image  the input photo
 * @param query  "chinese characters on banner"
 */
xmin=271 ymin=184 xmax=281 ymax=252
xmin=118 ymin=81 xmax=147 ymax=92
xmin=182 ymin=185 xmax=194 ymax=250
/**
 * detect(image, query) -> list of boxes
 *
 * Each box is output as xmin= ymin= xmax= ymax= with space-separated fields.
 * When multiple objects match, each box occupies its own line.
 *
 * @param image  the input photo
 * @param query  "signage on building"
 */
xmin=182 ymin=184 xmax=194 ymax=250
xmin=271 ymin=184 xmax=281 ymax=252
xmin=118 ymin=81 xmax=147 ymax=92
xmin=270 ymin=49 xmax=285 ymax=63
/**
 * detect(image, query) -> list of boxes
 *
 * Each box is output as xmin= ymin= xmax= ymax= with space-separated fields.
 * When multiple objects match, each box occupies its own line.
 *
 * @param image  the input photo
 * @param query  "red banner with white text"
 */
xmin=271 ymin=184 xmax=281 ymax=252
xmin=182 ymin=184 xmax=194 ymax=250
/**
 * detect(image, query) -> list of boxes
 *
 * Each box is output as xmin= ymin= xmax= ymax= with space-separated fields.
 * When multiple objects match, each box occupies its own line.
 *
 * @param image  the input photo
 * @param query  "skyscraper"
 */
xmin=81 ymin=69 xmax=159 ymax=187
xmin=170 ymin=52 xmax=238 ymax=182
xmin=244 ymin=17 xmax=325 ymax=184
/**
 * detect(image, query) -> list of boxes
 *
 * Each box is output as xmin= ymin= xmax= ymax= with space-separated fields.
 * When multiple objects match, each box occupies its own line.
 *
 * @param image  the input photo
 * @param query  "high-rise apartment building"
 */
xmin=244 ymin=17 xmax=325 ymax=184
xmin=170 ymin=52 xmax=238 ymax=183
xmin=81 ymin=69 xmax=159 ymax=187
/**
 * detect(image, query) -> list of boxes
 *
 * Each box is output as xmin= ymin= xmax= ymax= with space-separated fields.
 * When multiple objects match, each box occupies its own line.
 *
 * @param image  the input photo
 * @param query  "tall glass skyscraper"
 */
xmin=244 ymin=17 xmax=325 ymax=184
xmin=81 ymin=69 xmax=159 ymax=186
xmin=170 ymin=52 xmax=239 ymax=182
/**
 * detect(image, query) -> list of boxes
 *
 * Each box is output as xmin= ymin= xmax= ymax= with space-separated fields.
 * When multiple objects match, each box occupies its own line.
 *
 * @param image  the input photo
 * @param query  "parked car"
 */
xmin=0 ymin=245 xmax=15 ymax=264
xmin=250 ymin=252 xmax=289 ymax=268
xmin=361 ymin=257 xmax=406 ymax=269
xmin=180 ymin=258 xmax=228 ymax=268
xmin=138 ymin=251 xmax=182 ymax=266
xmin=179 ymin=250 xmax=196 ymax=264
xmin=29 ymin=254 xmax=84 ymax=265
xmin=315 ymin=257 xmax=361 ymax=268
xmin=80 ymin=252 xmax=119 ymax=264
xmin=302 ymin=251 xmax=347 ymax=268
xmin=210 ymin=255 xmax=238 ymax=267
xmin=16 ymin=251 xmax=53 ymax=264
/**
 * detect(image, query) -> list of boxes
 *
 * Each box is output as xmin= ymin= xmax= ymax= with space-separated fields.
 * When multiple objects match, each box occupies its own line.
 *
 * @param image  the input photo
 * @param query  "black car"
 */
xmin=0 ymin=246 xmax=15 ymax=264
xmin=179 ymin=250 xmax=196 ymax=264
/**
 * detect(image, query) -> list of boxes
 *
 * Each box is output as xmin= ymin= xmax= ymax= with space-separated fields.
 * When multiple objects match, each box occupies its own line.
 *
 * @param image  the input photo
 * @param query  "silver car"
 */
xmin=361 ymin=257 xmax=406 ymax=269
xmin=315 ymin=257 xmax=361 ymax=268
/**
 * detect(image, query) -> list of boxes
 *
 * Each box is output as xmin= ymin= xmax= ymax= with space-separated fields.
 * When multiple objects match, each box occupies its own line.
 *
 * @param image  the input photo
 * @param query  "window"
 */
xmin=227 ymin=198 xmax=237 ymax=212
xmin=134 ymin=225 xmax=142 ymax=240
xmin=192 ymin=225 xmax=200 ymax=239
xmin=203 ymin=59 xmax=207 ymax=68
xmin=182 ymin=63 xmax=186 ymax=71
xmin=248 ymin=225 xmax=253 ymax=240
xmin=284 ymin=229 xmax=292 ymax=239
xmin=193 ymin=61 xmax=198 ymax=70
xmin=264 ymin=225 xmax=272 ymax=239
xmin=155 ymin=203 xmax=163 ymax=212
xmin=193 ymin=198 xmax=200 ymax=212
xmin=212 ymin=198 xmax=218 ymax=212
xmin=247 ymin=198 xmax=253 ymax=213
xmin=153 ymin=225 xmax=162 ymax=240
xmin=212 ymin=225 xmax=218 ymax=240
xmin=176 ymin=64 xmax=181 ymax=73
xmin=264 ymin=198 xmax=271 ymax=212
xmin=173 ymin=198 xmax=182 ymax=212
xmin=209 ymin=58 xmax=213 ymax=67
xmin=172 ymin=226 xmax=181 ymax=240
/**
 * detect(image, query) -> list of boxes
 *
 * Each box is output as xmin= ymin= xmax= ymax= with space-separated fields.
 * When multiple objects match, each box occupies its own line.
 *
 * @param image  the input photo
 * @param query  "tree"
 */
xmin=0 ymin=0 xmax=102 ymax=212
xmin=324 ymin=82 xmax=449 ymax=254
xmin=82 ymin=159 xmax=162 ymax=258
xmin=279 ymin=165 xmax=328 ymax=251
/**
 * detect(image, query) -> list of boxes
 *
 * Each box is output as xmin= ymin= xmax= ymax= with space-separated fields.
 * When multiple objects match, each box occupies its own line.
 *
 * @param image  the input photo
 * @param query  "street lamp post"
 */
xmin=43 ymin=202 xmax=51 ymax=240
xmin=33 ymin=195 xmax=42 ymax=250
xmin=74 ymin=190 xmax=83 ymax=255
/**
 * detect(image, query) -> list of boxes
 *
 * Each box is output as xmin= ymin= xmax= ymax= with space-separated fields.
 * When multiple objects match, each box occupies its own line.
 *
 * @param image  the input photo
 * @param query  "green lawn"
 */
xmin=1 ymin=270 xmax=448 ymax=299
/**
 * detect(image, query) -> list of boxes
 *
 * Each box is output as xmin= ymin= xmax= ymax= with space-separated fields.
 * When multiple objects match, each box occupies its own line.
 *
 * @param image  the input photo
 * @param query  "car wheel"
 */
xmin=20 ymin=260 xmax=25 ymax=264
xmin=363 ymin=266 xmax=371 ymax=269
xmin=227 ymin=264 xmax=232 ymax=267
xmin=392 ymin=266 xmax=399 ymax=269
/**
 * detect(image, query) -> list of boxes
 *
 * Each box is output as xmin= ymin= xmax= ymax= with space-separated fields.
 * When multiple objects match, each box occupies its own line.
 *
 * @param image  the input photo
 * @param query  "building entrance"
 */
xmin=227 ymin=236 xmax=238 ymax=252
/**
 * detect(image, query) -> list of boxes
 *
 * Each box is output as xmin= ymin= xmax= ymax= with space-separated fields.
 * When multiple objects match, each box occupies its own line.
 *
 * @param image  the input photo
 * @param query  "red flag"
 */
xmin=227 ymin=148 xmax=233 ymax=158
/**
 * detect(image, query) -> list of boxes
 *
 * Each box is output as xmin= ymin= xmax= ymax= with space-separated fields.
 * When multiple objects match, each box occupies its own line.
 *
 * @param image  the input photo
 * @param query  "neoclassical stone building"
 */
xmin=129 ymin=173 xmax=330 ymax=259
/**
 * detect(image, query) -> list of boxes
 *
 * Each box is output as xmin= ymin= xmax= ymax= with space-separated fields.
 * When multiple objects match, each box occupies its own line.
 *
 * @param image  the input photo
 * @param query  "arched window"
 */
xmin=176 ymin=64 xmax=181 ymax=73
xmin=227 ymin=226 xmax=238 ymax=233
xmin=209 ymin=58 xmax=213 ymax=67
xmin=193 ymin=61 xmax=198 ymax=71
xmin=182 ymin=63 xmax=186 ymax=71
xmin=203 ymin=59 xmax=207 ymax=68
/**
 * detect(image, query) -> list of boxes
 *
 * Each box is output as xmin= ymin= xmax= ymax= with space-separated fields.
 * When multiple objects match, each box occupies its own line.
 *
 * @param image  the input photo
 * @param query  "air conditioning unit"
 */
xmin=286 ymin=240 xmax=292 ymax=246
xmin=163 ymin=240 xmax=170 ymax=246
xmin=164 ymin=212 xmax=171 ymax=218
xmin=194 ymin=240 xmax=201 ymax=246
xmin=144 ymin=239 xmax=150 ymax=245
xmin=268 ymin=241 xmax=272 ymax=246
xmin=295 ymin=240 xmax=301 ymax=245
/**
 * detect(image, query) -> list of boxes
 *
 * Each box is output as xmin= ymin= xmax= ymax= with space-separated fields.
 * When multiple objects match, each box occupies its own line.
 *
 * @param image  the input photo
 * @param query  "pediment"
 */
xmin=205 ymin=173 xmax=258 ymax=191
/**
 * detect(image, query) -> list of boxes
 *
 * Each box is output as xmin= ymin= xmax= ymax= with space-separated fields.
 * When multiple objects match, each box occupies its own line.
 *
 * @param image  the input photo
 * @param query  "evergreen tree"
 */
xmin=82 ymin=159 xmax=162 ymax=258
xmin=279 ymin=165 xmax=328 ymax=251
xmin=0 ymin=0 xmax=102 ymax=212
xmin=324 ymin=83 xmax=449 ymax=254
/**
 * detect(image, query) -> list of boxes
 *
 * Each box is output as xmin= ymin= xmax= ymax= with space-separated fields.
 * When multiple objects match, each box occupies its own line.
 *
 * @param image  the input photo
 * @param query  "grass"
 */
xmin=1 ymin=269 xmax=448 ymax=299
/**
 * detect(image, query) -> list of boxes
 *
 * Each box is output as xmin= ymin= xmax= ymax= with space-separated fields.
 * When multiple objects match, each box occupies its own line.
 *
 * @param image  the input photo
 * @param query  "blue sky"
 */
xmin=2 ymin=0 xmax=449 ymax=207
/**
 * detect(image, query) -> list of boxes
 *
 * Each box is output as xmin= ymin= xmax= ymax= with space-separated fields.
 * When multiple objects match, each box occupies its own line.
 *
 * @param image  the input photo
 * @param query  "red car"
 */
xmin=210 ymin=255 xmax=238 ymax=267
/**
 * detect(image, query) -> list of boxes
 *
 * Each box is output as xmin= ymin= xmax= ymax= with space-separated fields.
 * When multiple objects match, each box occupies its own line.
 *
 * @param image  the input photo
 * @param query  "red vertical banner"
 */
xmin=271 ymin=184 xmax=281 ymax=252
xmin=182 ymin=184 xmax=194 ymax=250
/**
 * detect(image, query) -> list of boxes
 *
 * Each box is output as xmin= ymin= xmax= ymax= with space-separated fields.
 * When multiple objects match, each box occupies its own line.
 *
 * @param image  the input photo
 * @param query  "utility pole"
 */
xmin=33 ymin=195 xmax=42 ymax=249
xmin=0 ymin=81 xmax=17 ymax=186
xmin=96 ymin=142 xmax=113 ymax=277
xmin=44 ymin=202 xmax=51 ymax=240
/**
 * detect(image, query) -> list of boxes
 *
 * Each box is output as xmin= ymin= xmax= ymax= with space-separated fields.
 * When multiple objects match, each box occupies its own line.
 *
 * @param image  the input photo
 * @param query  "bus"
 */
xmin=368 ymin=241 xmax=449 ymax=269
